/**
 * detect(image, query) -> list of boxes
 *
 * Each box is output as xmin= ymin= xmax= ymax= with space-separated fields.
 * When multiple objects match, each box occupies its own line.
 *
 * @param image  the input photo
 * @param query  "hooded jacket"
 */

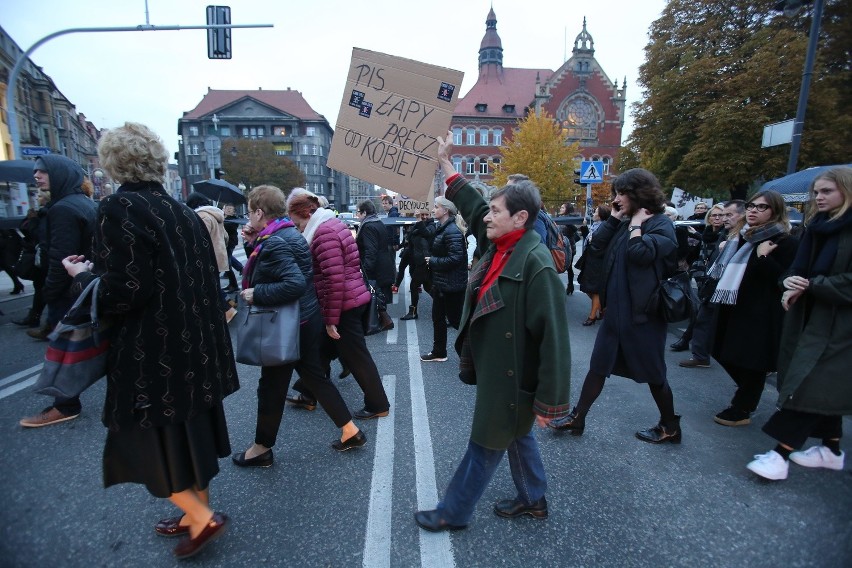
xmin=194 ymin=205 xmax=229 ymax=272
xmin=39 ymin=155 xmax=97 ymax=306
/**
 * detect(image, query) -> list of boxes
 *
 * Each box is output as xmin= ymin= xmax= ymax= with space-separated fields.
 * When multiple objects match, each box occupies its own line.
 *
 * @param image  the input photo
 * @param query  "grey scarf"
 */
xmin=709 ymin=222 xmax=787 ymax=305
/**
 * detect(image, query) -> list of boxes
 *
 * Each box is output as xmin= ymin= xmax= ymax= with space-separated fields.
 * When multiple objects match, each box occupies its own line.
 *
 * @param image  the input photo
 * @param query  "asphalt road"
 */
xmin=0 ymin=264 xmax=850 ymax=568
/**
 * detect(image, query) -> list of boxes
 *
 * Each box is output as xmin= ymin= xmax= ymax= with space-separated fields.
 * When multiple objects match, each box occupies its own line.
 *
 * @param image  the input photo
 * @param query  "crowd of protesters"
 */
xmin=5 ymin=124 xmax=848 ymax=553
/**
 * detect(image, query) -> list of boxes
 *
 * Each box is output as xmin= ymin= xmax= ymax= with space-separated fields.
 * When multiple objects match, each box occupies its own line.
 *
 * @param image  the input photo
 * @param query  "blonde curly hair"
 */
xmin=98 ymin=122 xmax=168 ymax=184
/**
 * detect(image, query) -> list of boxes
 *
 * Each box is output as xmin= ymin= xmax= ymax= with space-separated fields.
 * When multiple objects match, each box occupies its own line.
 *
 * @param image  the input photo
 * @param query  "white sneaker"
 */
xmin=746 ymin=450 xmax=789 ymax=480
xmin=789 ymin=446 xmax=845 ymax=471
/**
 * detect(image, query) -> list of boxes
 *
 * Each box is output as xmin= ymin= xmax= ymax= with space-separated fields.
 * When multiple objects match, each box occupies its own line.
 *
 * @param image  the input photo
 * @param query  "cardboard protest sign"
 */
xmin=328 ymin=48 xmax=463 ymax=203
xmin=397 ymin=198 xmax=431 ymax=214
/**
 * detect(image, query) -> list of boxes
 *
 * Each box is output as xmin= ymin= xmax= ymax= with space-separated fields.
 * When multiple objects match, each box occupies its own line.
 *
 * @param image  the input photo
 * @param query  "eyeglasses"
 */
xmin=709 ymin=214 xmax=724 ymax=218
xmin=745 ymin=203 xmax=771 ymax=212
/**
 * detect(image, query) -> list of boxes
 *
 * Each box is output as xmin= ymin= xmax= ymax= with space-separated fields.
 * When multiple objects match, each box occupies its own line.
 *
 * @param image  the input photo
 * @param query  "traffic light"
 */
xmin=574 ymin=169 xmax=582 ymax=185
xmin=207 ymin=6 xmax=232 ymax=59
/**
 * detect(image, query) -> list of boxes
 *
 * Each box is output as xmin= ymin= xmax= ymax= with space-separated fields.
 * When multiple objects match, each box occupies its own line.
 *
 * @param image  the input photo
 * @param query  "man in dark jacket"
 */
xmin=381 ymin=194 xmax=401 ymax=250
xmin=356 ymin=200 xmax=396 ymax=313
xmin=20 ymin=154 xmax=97 ymax=427
xmin=399 ymin=212 xmax=435 ymax=320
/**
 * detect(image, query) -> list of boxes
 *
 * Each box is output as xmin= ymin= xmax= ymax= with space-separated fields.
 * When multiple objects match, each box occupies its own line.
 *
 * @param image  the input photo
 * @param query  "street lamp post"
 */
xmin=774 ymin=0 xmax=825 ymax=174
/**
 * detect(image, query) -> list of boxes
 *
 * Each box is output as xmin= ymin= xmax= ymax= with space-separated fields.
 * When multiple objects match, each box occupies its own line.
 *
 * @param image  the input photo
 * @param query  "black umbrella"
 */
xmin=0 ymin=160 xmax=36 ymax=183
xmin=761 ymin=163 xmax=852 ymax=202
xmin=192 ymin=178 xmax=246 ymax=205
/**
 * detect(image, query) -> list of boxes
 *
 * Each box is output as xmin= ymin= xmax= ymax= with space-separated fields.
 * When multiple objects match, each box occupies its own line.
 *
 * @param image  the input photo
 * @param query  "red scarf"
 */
xmin=478 ymin=229 xmax=525 ymax=302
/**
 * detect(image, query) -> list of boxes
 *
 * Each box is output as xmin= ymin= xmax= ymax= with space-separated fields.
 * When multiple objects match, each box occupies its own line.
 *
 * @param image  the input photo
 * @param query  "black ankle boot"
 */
xmin=636 ymin=415 xmax=681 ymax=444
xmin=669 ymin=337 xmax=689 ymax=352
xmin=400 ymin=305 xmax=418 ymax=320
xmin=548 ymin=407 xmax=586 ymax=435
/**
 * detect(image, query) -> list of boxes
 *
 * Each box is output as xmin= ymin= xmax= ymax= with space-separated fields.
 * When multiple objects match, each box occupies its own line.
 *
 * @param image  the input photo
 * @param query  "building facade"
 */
xmin=177 ymin=88 xmax=351 ymax=208
xmin=449 ymin=9 xmax=626 ymax=190
xmin=0 ymin=25 xmax=105 ymax=217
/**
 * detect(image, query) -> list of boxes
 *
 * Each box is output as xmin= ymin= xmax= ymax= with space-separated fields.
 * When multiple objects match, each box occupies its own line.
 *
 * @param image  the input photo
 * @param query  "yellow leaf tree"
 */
xmin=493 ymin=110 xmax=581 ymax=213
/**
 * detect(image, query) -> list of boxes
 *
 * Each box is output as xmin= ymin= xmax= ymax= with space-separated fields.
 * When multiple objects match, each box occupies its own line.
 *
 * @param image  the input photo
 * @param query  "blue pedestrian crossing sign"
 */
xmin=579 ymin=161 xmax=604 ymax=184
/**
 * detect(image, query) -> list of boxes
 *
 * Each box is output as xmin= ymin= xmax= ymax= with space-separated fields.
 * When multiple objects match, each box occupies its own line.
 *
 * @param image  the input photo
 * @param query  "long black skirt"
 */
xmin=103 ymin=403 xmax=231 ymax=498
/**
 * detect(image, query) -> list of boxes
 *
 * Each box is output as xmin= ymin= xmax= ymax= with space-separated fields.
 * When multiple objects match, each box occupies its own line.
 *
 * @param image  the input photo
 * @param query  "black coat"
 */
xmin=407 ymin=219 xmax=435 ymax=267
xmin=40 ymin=155 xmax=97 ymax=305
xmin=712 ymin=232 xmax=798 ymax=372
xmin=429 ymin=217 xmax=468 ymax=293
xmin=245 ymin=224 xmax=320 ymax=320
xmin=357 ymin=216 xmax=395 ymax=287
xmin=588 ymin=213 xmax=678 ymax=383
xmin=74 ymin=182 xmax=239 ymax=432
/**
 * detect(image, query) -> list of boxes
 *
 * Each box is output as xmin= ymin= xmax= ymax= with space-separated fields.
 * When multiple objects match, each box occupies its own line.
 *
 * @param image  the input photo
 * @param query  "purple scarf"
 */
xmin=242 ymin=218 xmax=295 ymax=289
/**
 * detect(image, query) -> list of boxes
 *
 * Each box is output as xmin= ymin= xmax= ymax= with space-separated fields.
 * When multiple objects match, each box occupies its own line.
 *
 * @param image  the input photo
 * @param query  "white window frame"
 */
xmin=466 ymin=161 xmax=475 ymax=175
xmin=466 ymin=129 xmax=476 ymax=145
xmin=479 ymin=160 xmax=489 ymax=175
xmin=493 ymin=129 xmax=503 ymax=146
xmin=189 ymin=126 xmax=199 ymax=136
xmin=479 ymin=128 xmax=488 ymax=146
xmin=452 ymin=127 xmax=462 ymax=145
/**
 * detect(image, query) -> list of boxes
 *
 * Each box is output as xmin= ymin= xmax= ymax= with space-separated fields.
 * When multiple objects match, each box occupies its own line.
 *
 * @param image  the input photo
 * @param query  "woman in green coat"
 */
xmin=746 ymin=167 xmax=852 ymax=481
xmin=413 ymin=134 xmax=571 ymax=533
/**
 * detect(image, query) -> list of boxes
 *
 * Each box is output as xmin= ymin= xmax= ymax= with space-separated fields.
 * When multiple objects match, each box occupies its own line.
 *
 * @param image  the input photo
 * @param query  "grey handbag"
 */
xmin=235 ymin=299 xmax=300 ymax=367
xmin=35 ymin=277 xmax=111 ymax=398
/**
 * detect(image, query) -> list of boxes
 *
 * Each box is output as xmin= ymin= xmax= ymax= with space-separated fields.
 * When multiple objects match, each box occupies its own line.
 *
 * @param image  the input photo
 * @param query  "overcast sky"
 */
xmin=3 ymin=0 xmax=666 ymax=162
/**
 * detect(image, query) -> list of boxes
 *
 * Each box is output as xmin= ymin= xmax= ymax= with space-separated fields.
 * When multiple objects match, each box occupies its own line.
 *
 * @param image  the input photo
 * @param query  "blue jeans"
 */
xmin=437 ymin=431 xmax=547 ymax=526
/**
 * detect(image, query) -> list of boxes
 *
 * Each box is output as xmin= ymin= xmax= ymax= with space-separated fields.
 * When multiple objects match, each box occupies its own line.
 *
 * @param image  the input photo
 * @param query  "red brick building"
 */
xmin=449 ymin=9 xmax=627 ymax=187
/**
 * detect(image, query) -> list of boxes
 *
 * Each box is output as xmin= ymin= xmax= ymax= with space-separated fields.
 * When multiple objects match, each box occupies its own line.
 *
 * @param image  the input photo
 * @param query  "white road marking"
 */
xmin=402 ymin=277 xmax=455 ymax=567
xmin=0 ymin=364 xmax=43 ymax=400
xmin=363 ymin=374 xmax=396 ymax=568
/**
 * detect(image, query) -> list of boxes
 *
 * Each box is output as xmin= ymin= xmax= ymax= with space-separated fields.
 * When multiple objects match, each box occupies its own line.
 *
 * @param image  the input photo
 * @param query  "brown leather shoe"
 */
xmin=155 ymin=515 xmax=190 ymax=538
xmin=20 ymin=407 xmax=79 ymax=428
xmin=26 ymin=325 xmax=51 ymax=341
xmin=173 ymin=512 xmax=229 ymax=559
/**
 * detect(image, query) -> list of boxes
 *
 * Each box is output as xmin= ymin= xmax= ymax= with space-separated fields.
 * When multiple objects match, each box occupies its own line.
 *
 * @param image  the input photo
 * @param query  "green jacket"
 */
xmin=776 ymin=224 xmax=852 ymax=415
xmin=447 ymin=177 xmax=572 ymax=450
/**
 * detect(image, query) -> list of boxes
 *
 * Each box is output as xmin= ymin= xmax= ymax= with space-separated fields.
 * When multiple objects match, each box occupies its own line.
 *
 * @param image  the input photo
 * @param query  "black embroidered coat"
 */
xmin=73 ymin=182 xmax=239 ymax=432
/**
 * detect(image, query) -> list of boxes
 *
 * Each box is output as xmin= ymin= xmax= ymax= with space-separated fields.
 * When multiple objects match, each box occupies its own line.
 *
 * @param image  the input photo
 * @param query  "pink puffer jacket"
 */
xmin=311 ymin=217 xmax=371 ymax=325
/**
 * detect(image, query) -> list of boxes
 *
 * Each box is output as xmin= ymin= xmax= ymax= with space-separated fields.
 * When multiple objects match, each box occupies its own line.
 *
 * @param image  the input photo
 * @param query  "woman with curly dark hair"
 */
xmin=550 ymin=168 xmax=681 ymax=443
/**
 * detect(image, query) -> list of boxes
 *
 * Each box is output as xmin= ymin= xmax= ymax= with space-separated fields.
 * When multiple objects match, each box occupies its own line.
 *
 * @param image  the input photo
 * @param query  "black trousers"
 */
xmin=407 ymin=265 xmax=431 ymax=307
xmin=430 ymin=289 xmax=464 ymax=356
xmin=317 ymin=304 xmax=389 ymax=413
xmin=256 ymin=310 xmax=352 ymax=448
xmin=719 ymin=361 xmax=767 ymax=413
xmin=689 ymin=302 xmax=717 ymax=361
xmin=762 ymin=409 xmax=843 ymax=449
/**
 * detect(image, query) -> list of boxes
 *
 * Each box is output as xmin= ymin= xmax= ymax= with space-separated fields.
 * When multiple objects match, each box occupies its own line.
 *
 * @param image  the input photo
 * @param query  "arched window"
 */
xmin=452 ymin=157 xmax=462 ymax=173
xmin=479 ymin=128 xmax=489 ymax=146
xmin=479 ymin=157 xmax=489 ymax=175
xmin=560 ymin=97 xmax=600 ymax=141
xmin=466 ymin=128 xmax=476 ymax=145
xmin=452 ymin=127 xmax=462 ymax=145
xmin=465 ymin=157 xmax=476 ymax=174
xmin=602 ymin=156 xmax=612 ymax=175
xmin=493 ymin=128 xmax=503 ymax=146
